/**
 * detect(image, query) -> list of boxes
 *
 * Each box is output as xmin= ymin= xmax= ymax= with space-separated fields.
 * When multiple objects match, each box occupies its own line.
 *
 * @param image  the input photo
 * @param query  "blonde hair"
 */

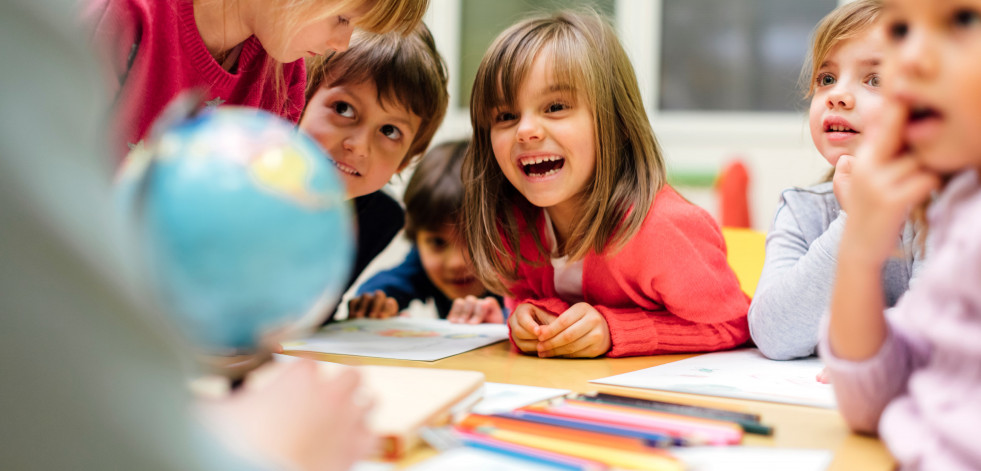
xmin=804 ymin=0 xmax=883 ymax=183
xmin=267 ymin=0 xmax=431 ymax=118
xmin=802 ymin=0 xmax=883 ymax=98
xmin=280 ymin=0 xmax=429 ymax=36
xmin=302 ymin=22 xmax=448 ymax=169
xmin=462 ymin=10 xmax=665 ymax=295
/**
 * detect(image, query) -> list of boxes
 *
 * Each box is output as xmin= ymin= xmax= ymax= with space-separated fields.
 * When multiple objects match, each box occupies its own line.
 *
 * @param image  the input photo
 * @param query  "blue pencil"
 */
xmin=497 ymin=410 xmax=681 ymax=447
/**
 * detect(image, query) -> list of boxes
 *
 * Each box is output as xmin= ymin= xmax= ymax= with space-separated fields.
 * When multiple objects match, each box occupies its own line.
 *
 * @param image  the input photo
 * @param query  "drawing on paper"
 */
xmin=284 ymin=318 xmax=509 ymax=361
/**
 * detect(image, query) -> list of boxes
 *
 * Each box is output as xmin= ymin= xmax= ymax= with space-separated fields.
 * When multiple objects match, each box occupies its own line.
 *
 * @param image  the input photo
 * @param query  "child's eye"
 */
xmin=865 ymin=74 xmax=881 ymax=88
xmin=816 ymin=73 xmax=836 ymax=87
xmin=332 ymin=101 xmax=355 ymax=118
xmin=888 ymin=21 xmax=909 ymax=41
xmin=337 ymin=15 xmax=351 ymax=26
xmin=495 ymin=111 xmax=517 ymax=123
xmin=953 ymin=9 xmax=981 ymax=28
xmin=546 ymin=102 xmax=568 ymax=113
xmin=380 ymin=124 xmax=403 ymax=141
xmin=426 ymin=237 xmax=448 ymax=250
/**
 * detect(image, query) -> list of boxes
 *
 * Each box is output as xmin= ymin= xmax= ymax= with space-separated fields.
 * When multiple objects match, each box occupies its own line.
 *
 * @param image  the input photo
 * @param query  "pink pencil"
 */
xmin=523 ymin=402 xmax=742 ymax=445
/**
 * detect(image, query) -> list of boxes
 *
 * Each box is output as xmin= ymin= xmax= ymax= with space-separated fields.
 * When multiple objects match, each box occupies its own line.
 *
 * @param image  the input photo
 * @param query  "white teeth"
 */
xmin=329 ymin=159 xmax=359 ymax=176
xmin=522 ymin=155 xmax=561 ymax=165
xmin=527 ymin=167 xmax=561 ymax=178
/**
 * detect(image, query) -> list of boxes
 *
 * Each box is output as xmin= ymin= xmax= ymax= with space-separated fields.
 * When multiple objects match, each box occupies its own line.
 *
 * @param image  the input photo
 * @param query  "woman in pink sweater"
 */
xmin=822 ymin=0 xmax=981 ymax=469
xmin=461 ymin=11 xmax=750 ymax=359
xmin=85 ymin=0 xmax=428 ymax=159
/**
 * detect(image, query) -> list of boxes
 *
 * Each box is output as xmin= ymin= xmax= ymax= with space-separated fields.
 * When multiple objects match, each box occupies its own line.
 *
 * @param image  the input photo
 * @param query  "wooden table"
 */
xmin=288 ymin=342 xmax=894 ymax=471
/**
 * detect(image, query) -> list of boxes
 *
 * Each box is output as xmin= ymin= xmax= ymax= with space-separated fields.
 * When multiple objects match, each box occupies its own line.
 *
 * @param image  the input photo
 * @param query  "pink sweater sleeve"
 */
xmin=818 ymin=318 xmax=927 ymax=434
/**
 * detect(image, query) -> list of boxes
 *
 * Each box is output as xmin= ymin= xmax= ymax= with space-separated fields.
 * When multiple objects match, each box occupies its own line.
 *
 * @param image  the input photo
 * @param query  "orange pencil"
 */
xmin=458 ymin=414 xmax=661 ymax=453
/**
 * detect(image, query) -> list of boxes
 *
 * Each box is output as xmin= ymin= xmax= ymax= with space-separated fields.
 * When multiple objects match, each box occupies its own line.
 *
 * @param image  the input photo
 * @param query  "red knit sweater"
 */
xmin=86 ymin=0 xmax=306 ymax=159
xmin=507 ymin=186 xmax=750 ymax=357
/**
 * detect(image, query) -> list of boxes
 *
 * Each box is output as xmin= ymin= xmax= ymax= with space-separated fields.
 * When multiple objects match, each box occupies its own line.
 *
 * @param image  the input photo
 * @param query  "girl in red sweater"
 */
xmin=462 ymin=10 xmax=750 ymax=358
xmin=86 ymin=0 xmax=429 ymax=159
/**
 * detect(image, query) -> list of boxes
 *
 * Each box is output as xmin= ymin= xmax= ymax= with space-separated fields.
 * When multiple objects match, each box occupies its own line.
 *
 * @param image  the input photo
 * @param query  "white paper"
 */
xmin=406 ymin=447 xmax=571 ymax=471
xmin=672 ymin=447 xmax=832 ymax=471
xmin=590 ymin=348 xmax=836 ymax=409
xmin=283 ymin=318 xmax=509 ymax=361
xmin=471 ymin=383 xmax=571 ymax=415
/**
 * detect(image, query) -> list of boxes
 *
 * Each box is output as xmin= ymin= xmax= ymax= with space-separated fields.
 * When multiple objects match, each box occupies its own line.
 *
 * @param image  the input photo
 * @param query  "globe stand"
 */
xmin=197 ymin=348 xmax=274 ymax=389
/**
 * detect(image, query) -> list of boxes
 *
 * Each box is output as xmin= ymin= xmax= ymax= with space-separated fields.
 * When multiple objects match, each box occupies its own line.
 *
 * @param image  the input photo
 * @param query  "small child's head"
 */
xmin=880 ymin=0 xmax=981 ymax=174
xmin=463 ymin=10 xmax=665 ymax=293
xmin=299 ymin=22 xmax=448 ymax=199
xmin=403 ymin=140 xmax=488 ymax=301
xmin=260 ymin=0 xmax=430 ymax=63
xmin=805 ymin=0 xmax=884 ymax=167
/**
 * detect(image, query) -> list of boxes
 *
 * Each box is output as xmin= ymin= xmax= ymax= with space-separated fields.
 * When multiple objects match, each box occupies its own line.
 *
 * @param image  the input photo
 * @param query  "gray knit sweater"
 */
xmin=748 ymin=182 xmax=925 ymax=360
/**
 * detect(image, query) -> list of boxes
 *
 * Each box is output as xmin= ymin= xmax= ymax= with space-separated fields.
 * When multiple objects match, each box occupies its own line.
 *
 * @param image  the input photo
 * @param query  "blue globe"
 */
xmin=118 ymin=106 xmax=354 ymax=353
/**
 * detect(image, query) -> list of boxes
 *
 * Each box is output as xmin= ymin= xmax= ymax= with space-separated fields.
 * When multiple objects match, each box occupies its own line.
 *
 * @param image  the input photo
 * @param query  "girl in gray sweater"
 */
xmin=748 ymin=0 xmax=925 ymax=360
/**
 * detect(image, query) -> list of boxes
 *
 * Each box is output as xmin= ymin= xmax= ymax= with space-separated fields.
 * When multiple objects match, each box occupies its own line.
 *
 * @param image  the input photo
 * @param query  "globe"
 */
xmin=118 ymin=106 xmax=354 ymax=354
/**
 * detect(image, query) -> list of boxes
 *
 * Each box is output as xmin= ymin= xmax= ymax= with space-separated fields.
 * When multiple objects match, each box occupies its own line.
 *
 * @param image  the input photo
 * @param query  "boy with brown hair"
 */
xmin=298 ymin=23 xmax=449 ymax=320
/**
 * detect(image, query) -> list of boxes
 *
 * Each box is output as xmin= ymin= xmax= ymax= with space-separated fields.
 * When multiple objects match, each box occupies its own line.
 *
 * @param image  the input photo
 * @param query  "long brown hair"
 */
xmin=462 ymin=10 xmax=665 ymax=295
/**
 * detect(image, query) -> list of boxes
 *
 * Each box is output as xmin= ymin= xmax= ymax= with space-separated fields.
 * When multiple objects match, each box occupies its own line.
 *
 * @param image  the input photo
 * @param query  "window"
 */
xmin=658 ymin=0 xmax=837 ymax=112
xmin=458 ymin=0 xmax=615 ymax=106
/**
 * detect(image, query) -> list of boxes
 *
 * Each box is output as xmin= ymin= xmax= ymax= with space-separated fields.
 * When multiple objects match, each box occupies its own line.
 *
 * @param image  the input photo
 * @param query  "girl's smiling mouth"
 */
xmin=519 ymin=155 xmax=565 ymax=177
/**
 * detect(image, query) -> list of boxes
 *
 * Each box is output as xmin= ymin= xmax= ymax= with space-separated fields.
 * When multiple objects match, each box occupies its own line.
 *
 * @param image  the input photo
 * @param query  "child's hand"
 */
xmin=508 ymin=303 xmax=558 ymax=354
xmin=833 ymin=154 xmax=855 ymax=212
xmin=202 ymin=360 xmax=376 ymax=471
xmin=535 ymin=302 xmax=611 ymax=358
xmin=447 ymin=295 xmax=505 ymax=324
xmin=348 ymin=290 xmax=400 ymax=319
xmin=843 ymin=101 xmax=940 ymax=265
xmin=816 ymin=367 xmax=831 ymax=384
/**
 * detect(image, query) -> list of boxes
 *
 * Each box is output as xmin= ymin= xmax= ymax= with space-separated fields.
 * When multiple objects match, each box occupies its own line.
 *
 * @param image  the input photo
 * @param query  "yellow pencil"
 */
xmin=483 ymin=427 xmax=684 ymax=471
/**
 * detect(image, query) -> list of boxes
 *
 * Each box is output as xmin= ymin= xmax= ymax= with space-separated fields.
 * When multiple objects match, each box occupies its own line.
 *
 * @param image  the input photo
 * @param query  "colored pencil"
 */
xmin=559 ymin=400 xmax=743 ymax=443
xmin=496 ymin=410 xmax=683 ymax=447
xmin=457 ymin=430 xmax=608 ymax=471
xmin=574 ymin=392 xmax=773 ymax=436
xmin=522 ymin=402 xmax=743 ymax=445
xmin=461 ymin=413 xmax=673 ymax=450
xmin=469 ymin=427 xmax=684 ymax=471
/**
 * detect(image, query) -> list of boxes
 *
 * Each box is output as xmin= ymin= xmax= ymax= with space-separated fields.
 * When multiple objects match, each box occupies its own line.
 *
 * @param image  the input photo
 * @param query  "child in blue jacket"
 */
xmin=349 ymin=140 xmax=505 ymax=323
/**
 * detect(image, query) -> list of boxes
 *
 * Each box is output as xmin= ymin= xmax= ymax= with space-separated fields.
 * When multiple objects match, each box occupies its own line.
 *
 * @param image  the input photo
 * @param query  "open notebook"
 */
xmin=269 ymin=355 xmax=485 ymax=458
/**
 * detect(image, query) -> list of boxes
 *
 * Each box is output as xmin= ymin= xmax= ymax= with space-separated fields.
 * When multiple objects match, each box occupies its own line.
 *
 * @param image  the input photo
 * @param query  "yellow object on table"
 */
xmin=722 ymin=227 xmax=766 ymax=297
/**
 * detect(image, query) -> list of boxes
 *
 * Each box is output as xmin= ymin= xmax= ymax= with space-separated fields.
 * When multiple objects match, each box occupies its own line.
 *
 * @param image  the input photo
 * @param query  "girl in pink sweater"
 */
xmin=86 ymin=0 xmax=428 ymax=159
xmin=822 ymin=0 xmax=981 ymax=468
xmin=461 ymin=11 xmax=750 ymax=359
